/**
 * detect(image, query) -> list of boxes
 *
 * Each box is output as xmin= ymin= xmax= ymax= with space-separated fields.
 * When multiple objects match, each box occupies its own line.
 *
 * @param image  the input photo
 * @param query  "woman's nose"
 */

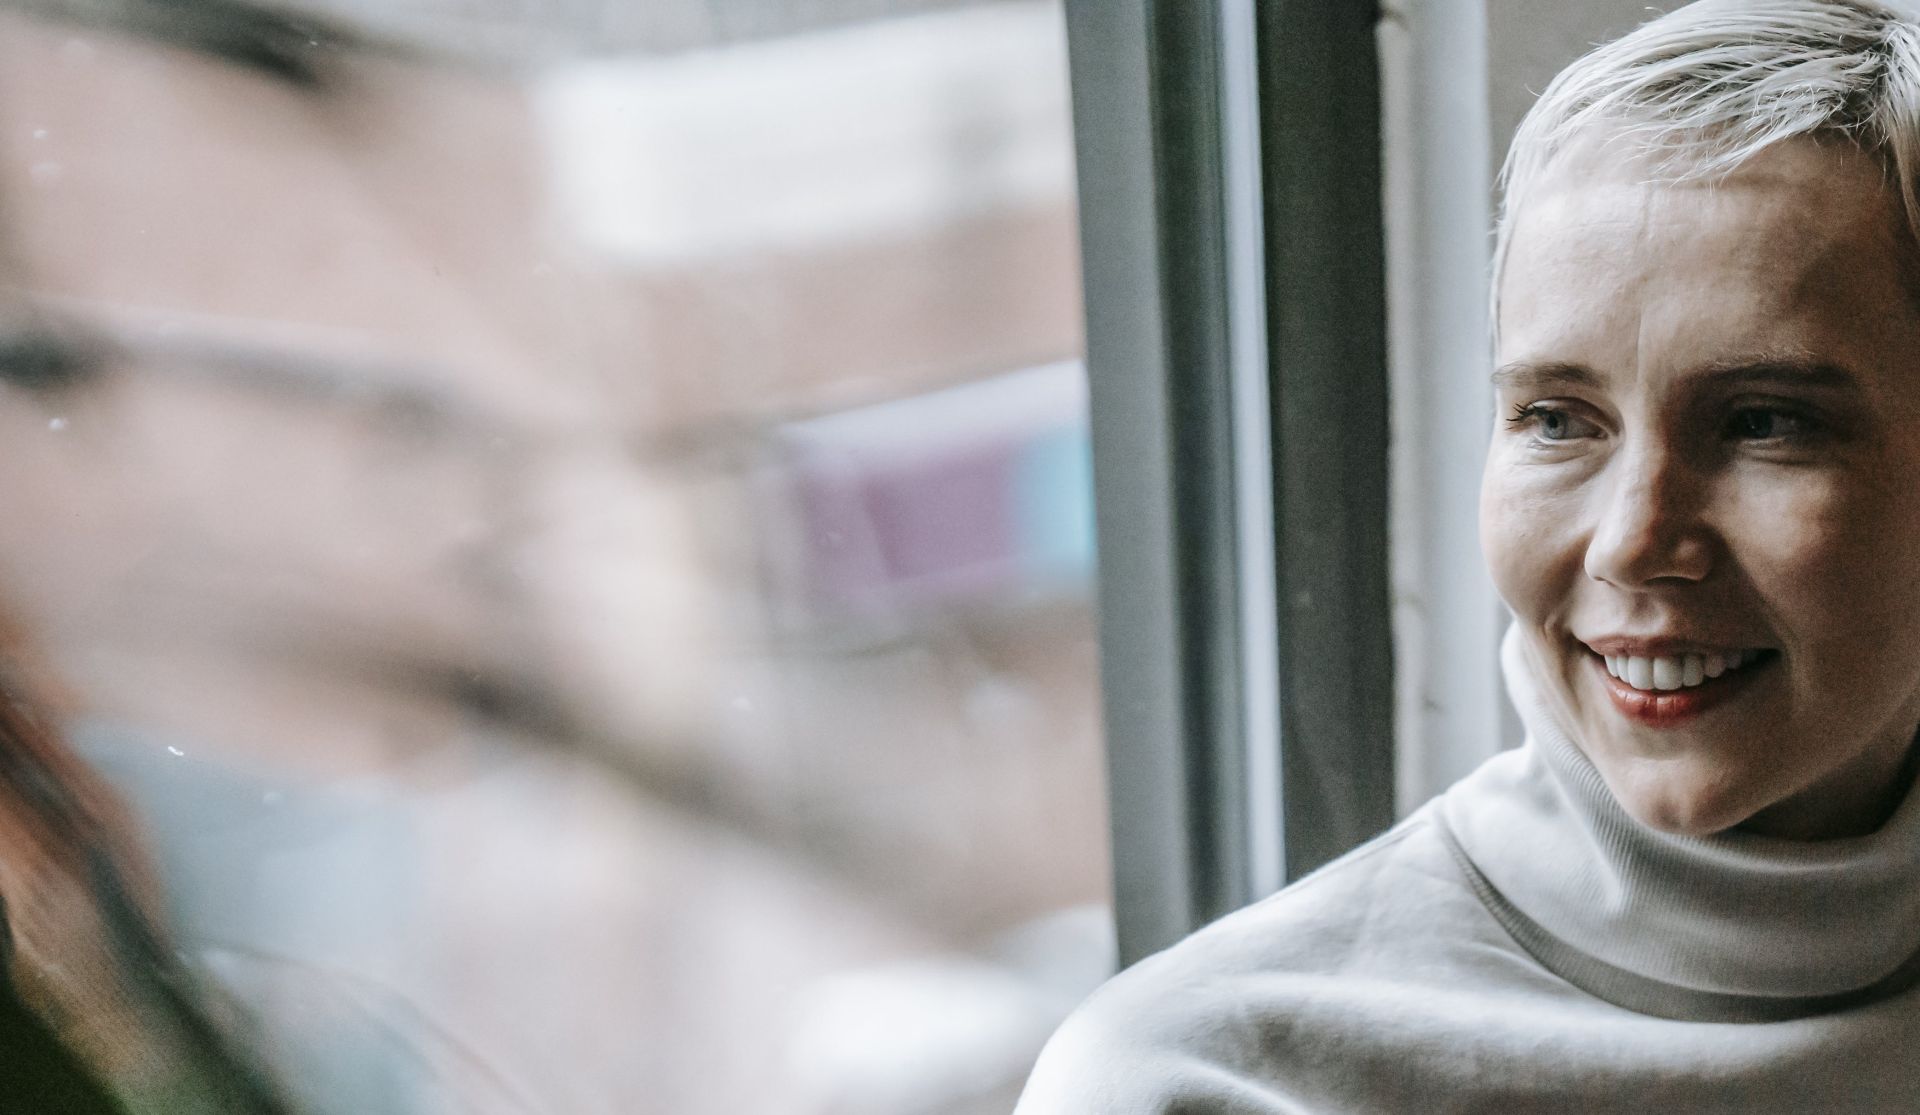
xmin=1582 ymin=444 xmax=1714 ymax=588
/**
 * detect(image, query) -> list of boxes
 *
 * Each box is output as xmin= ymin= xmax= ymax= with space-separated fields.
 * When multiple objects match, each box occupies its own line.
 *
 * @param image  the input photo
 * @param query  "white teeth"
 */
xmin=1607 ymin=650 xmax=1765 ymax=692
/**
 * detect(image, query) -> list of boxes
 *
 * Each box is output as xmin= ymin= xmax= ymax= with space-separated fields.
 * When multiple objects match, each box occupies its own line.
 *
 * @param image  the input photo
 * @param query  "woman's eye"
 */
xmin=1726 ymin=406 xmax=1814 ymax=441
xmin=1508 ymin=403 xmax=1599 ymax=442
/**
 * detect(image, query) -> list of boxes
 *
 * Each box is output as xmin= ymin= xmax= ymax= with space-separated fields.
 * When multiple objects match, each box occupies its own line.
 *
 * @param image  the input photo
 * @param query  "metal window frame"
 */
xmin=1065 ymin=0 xmax=1396 ymax=966
xmin=1378 ymin=0 xmax=1512 ymax=810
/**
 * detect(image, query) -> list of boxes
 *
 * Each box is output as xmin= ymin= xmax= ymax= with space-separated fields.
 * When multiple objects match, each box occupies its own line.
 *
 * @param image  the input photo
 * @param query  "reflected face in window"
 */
xmin=1481 ymin=137 xmax=1920 ymax=840
xmin=0 ymin=17 xmax=591 ymax=767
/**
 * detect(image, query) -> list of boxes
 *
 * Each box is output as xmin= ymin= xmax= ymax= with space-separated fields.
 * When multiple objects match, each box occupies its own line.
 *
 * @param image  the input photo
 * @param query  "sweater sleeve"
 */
xmin=1012 ymin=820 xmax=1439 ymax=1115
xmin=1012 ymin=919 xmax=1337 ymax=1115
xmin=1015 ymin=979 xmax=1317 ymax=1115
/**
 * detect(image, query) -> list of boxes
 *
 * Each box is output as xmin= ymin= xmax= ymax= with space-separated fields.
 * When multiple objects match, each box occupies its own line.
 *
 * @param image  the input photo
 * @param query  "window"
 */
xmin=0 ymin=2 xmax=1106 ymax=1110
xmin=0 ymin=0 xmax=1659 ymax=1105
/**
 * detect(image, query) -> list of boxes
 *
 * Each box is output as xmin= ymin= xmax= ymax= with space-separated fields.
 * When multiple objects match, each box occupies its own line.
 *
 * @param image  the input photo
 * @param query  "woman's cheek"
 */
xmin=1728 ymin=466 xmax=1906 ymax=628
xmin=1480 ymin=462 xmax=1584 ymax=622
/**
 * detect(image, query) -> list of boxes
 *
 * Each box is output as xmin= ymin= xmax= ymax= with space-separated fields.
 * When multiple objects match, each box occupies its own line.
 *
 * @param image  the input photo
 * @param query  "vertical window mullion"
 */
xmin=1065 ymin=0 xmax=1288 ymax=964
xmin=1257 ymin=0 xmax=1397 ymax=878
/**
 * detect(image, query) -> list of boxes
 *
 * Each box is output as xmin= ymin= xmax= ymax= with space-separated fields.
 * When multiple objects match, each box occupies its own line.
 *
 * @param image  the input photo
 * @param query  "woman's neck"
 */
xmin=1738 ymin=728 xmax=1920 ymax=841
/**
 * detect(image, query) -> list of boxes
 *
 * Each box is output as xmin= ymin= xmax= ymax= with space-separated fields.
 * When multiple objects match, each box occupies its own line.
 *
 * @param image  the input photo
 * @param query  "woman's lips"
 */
xmin=1590 ymin=651 xmax=1771 ymax=725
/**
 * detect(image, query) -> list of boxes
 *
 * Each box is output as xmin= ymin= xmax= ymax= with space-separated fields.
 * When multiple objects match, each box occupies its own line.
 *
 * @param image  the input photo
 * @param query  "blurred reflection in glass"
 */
xmin=0 ymin=1 xmax=1108 ymax=1112
xmin=0 ymin=609 xmax=291 ymax=1112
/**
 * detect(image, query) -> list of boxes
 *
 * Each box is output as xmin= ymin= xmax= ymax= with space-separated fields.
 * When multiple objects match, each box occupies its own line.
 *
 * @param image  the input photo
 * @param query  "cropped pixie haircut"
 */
xmin=1495 ymin=0 xmax=1920 ymax=319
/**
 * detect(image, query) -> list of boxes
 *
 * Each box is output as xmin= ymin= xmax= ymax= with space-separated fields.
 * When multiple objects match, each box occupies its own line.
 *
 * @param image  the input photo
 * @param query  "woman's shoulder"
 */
xmin=1133 ymin=808 xmax=1484 ymax=983
xmin=1015 ymin=808 xmax=1523 ymax=1114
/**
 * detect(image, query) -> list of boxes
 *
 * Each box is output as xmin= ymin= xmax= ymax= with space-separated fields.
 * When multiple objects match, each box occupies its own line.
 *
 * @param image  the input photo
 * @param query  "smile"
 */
xmin=1601 ymin=650 xmax=1765 ymax=692
xmin=1587 ymin=648 xmax=1777 ymax=725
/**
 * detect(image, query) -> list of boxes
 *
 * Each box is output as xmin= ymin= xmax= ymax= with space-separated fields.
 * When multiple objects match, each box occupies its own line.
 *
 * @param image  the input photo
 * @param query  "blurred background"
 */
xmin=0 ymin=1 xmax=1107 ymax=1111
xmin=0 ymin=0 xmax=1685 ymax=1111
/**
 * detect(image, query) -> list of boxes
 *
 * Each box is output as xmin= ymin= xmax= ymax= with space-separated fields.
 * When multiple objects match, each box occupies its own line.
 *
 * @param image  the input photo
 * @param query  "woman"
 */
xmin=1018 ymin=1 xmax=1920 ymax=1110
xmin=0 ymin=614 xmax=291 ymax=1113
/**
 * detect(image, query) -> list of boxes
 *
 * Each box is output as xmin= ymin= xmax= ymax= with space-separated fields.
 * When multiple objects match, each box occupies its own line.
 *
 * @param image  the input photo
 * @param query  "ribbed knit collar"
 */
xmin=1438 ymin=626 xmax=1920 ymax=1018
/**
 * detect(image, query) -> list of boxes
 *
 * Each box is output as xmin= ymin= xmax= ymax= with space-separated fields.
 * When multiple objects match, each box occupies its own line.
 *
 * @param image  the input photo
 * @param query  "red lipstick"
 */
xmin=1590 ymin=653 xmax=1769 ymax=726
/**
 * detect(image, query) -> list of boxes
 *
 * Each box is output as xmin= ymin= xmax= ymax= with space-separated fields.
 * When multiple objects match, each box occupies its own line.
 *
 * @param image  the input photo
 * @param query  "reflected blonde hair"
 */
xmin=1495 ymin=0 xmax=1920 ymax=318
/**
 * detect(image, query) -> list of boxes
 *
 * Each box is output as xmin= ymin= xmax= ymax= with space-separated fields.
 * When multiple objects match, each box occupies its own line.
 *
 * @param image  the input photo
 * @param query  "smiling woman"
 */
xmin=1486 ymin=136 xmax=1920 ymax=841
xmin=1017 ymin=0 xmax=1920 ymax=1111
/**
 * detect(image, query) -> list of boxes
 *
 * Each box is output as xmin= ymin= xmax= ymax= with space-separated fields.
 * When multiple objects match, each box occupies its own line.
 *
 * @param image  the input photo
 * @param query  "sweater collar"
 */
xmin=1439 ymin=625 xmax=1920 ymax=1012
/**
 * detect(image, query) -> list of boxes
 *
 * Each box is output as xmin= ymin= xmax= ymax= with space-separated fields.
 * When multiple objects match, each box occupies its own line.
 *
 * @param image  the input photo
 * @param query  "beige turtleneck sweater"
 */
xmin=1015 ymin=629 xmax=1920 ymax=1113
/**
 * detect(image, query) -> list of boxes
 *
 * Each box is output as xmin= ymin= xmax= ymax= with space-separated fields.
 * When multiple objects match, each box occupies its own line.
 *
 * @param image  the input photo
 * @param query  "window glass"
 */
xmin=0 ymin=2 xmax=1109 ymax=1110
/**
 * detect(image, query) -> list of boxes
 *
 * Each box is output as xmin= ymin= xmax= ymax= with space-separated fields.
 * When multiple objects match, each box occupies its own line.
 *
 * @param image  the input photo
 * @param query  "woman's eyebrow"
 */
xmin=1490 ymin=358 xmax=1864 ymax=393
xmin=1693 ymin=357 xmax=1863 ymax=391
xmin=1489 ymin=361 xmax=1602 ymax=392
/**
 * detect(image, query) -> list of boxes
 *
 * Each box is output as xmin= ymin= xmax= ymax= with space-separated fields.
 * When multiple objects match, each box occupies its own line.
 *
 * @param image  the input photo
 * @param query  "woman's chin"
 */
xmin=1625 ymin=800 xmax=1751 ymax=838
xmin=1599 ymin=762 xmax=1766 ymax=838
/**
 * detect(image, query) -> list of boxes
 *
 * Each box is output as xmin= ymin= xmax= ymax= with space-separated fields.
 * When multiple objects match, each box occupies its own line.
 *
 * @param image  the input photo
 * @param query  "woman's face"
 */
xmin=1483 ymin=138 xmax=1920 ymax=839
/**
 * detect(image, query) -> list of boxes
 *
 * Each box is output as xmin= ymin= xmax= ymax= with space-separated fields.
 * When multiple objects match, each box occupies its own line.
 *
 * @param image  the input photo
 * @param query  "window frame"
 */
xmin=1065 ymin=0 xmax=1403 ymax=965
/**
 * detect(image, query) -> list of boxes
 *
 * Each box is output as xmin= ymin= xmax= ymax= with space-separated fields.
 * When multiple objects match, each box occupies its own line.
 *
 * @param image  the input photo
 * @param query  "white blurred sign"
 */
xmin=534 ymin=2 xmax=1075 ymax=266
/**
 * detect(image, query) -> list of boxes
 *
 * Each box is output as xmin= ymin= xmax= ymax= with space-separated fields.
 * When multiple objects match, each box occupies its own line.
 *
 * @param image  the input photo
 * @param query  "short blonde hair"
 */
xmin=1495 ymin=0 xmax=1920 ymax=318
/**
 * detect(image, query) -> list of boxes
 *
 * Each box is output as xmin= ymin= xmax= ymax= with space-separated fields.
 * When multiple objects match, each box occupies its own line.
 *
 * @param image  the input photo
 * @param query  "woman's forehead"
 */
xmin=1497 ymin=140 xmax=1920 ymax=379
